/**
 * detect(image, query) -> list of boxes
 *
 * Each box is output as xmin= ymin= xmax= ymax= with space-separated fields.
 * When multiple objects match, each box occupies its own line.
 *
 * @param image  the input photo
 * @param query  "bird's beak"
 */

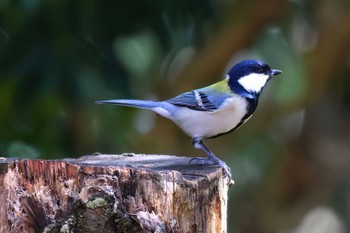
xmin=271 ymin=69 xmax=282 ymax=76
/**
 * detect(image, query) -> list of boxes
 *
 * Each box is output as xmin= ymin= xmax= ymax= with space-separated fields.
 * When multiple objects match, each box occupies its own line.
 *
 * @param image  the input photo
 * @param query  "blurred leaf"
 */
xmin=7 ymin=141 xmax=40 ymax=158
xmin=229 ymin=138 xmax=272 ymax=186
xmin=256 ymin=28 xmax=307 ymax=105
xmin=113 ymin=30 xmax=160 ymax=78
xmin=0 ymin=27 xmax=9 ymax=47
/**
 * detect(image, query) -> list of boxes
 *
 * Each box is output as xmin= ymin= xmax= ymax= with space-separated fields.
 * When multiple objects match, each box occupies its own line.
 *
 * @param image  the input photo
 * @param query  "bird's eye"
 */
xmin=256 ymin=67 xmax=265 ymax=73
xmin=257 ymin=64 xmax=270 ymax=74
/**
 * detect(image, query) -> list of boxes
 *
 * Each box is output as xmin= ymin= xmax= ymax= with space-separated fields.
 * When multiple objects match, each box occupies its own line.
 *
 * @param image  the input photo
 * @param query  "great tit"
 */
xmin=96 ymin=59 xmax=282 ymax=181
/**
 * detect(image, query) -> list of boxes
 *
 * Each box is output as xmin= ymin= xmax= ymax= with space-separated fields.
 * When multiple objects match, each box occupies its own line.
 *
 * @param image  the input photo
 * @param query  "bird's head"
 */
xmin=227 ymin=59 xmax=282 ymax=97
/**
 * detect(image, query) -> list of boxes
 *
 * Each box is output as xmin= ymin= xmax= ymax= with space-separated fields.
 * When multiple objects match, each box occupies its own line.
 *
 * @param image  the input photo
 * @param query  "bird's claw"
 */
xmin=189 ymin=157 xmax=232 ymax=184
xmin=218 ymin=161 xmax=232 ymax=182
xmin=189 ymin=157 xmax=217 ymax=165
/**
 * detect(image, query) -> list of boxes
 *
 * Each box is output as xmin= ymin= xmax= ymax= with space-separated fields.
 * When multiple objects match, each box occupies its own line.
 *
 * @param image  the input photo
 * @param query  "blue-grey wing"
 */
xmin=166 ymin=89 xmax=228 ymax=111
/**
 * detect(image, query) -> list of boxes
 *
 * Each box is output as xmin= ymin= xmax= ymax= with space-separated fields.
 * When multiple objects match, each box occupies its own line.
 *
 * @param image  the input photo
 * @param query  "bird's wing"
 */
xmin=166 ymin=90 xmax=217 ymax=111
xmin=166 ymin=80 xmax=232 ymax=111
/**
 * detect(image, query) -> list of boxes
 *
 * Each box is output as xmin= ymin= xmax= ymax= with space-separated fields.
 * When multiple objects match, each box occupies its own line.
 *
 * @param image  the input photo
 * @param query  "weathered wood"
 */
xmin=0 ymin=154 xmax=231 ymax=233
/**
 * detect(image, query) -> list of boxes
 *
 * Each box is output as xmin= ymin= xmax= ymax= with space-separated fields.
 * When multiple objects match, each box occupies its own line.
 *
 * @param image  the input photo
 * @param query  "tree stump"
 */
xmin=0 ymin=154 xmax=231 ymax=233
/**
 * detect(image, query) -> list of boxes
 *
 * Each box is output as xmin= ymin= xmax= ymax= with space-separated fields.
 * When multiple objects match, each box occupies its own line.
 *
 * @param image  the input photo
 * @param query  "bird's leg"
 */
xmin=189 ymin=137 xmax=232 ymax=179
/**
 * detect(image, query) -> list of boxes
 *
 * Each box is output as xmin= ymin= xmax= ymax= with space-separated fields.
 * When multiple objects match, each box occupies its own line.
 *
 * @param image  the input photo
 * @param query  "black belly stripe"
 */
xmin=208 ymin=97 xmax=258 ymax=138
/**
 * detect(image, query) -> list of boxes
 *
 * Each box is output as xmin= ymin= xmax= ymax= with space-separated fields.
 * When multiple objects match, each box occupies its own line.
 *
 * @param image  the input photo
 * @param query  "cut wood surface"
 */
xmin=0 ymin=154 xmax=231 ymax=233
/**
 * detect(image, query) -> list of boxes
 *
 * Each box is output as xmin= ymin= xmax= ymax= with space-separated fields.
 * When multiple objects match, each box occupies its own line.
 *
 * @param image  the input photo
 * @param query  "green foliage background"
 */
xmin=1 ymin=0 xmax=350 ymax=232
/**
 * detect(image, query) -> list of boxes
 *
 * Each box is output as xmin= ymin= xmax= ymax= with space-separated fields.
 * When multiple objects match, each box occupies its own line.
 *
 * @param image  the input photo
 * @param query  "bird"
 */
xmin=96 ymin=59 xmax=282 ymax=181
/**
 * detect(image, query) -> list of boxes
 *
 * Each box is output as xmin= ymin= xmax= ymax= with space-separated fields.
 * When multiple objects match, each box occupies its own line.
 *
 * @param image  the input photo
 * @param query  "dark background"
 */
xmin=1 ymin=0 xmax=350 ymax=232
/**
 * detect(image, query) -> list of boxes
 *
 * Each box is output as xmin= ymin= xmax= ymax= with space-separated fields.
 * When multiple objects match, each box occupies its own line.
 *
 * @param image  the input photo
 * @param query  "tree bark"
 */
xmin=0 ymin=154 xmax=231 ymax=233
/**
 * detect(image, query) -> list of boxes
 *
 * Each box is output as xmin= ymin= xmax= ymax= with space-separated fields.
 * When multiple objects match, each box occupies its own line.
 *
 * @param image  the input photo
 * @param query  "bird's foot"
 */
xmin=216 ymin=160 xmax=232 ymax=181
xmin=189 ymin=157 xmax=217 ymax=165
xmin=189 ymin=157 xmax=232 ymax=183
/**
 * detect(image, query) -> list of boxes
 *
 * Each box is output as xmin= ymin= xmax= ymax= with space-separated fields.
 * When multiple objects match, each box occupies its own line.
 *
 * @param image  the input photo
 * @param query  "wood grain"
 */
xmin=0 ymin=154 xmax=231 ymax=233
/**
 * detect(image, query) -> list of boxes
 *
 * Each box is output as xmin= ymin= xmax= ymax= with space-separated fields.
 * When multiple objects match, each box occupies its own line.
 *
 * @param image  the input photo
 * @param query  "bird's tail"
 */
xmin=95 ymin=99 xmax=159 ymax=110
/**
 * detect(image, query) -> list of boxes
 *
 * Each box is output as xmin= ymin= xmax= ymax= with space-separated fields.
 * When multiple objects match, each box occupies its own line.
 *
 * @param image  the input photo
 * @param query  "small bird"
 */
xmin=96 ymin=60 xmax=282 ymax=180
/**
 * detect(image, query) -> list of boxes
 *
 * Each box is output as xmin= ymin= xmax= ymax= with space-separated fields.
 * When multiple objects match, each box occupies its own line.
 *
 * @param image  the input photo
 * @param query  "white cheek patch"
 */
xmin=238 ymin=73 xmax=269 ymax=93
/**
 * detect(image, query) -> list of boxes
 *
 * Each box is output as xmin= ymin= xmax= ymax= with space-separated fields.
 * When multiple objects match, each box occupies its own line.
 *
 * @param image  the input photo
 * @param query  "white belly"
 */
xmin=171 ymin=96 xmax=248 ymax=138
